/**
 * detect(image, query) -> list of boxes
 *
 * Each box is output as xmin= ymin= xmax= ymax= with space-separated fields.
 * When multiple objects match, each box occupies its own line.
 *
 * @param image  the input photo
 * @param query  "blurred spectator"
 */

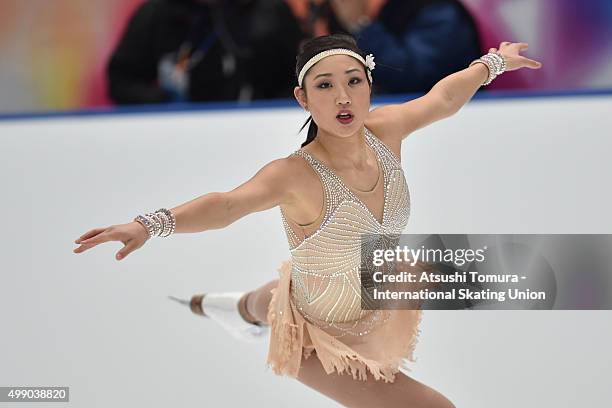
xmin=107 ymin=0 xmax=303 ymax=104
xmin=285 ymin=0 xmax=482 ymax=94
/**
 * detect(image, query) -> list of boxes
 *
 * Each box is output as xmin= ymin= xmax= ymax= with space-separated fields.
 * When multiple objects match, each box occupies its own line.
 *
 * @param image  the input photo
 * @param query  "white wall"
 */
xmin=1 ymin=95 xmax=611 ymax=407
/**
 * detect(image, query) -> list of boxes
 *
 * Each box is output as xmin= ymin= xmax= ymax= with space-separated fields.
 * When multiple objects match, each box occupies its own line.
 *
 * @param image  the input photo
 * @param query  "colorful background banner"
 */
xmin=0 ymin=0 xmax=611 ymax=113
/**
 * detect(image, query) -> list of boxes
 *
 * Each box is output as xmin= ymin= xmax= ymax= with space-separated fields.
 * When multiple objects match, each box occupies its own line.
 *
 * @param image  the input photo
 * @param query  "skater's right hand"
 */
xmin=73 ymin=221 xmax=150 ymax=261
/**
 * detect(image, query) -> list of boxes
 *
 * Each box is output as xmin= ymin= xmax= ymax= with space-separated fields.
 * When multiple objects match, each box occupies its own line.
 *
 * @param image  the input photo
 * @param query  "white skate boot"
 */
xmin=169 ymin=292 xmax=269 ymax=343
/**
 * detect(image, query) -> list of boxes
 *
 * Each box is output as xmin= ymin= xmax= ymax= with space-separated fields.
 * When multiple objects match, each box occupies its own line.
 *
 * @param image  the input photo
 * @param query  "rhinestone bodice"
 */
xmin=279 ymin=127 xmax=410 ymax=337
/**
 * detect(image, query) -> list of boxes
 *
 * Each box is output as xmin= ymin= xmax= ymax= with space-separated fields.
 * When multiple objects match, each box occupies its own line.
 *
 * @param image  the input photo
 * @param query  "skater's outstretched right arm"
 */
xmin=167 ymin=157 xmax=298 ymax=232
xmin=73 ymin=157 xmax=299 ymax=260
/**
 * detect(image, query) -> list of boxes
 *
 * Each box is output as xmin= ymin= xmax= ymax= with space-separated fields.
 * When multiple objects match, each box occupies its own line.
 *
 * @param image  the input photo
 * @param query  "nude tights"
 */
xmin=242 ymin=280 xmax=456 ymax=408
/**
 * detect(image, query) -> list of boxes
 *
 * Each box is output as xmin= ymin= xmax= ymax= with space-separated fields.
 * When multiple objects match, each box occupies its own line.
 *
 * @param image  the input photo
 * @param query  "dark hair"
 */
xmin=295 ymin=34 xmax=371 ymax=148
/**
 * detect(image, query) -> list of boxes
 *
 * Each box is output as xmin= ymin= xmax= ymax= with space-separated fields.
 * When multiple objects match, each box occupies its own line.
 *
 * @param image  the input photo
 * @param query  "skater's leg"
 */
xmin=242 ymin=279 xmax=279 ymax=325
xmin=296 ymin=353 xmax=455 ymax=408
xmin=173 ymin=279 xmax=279 ymax=342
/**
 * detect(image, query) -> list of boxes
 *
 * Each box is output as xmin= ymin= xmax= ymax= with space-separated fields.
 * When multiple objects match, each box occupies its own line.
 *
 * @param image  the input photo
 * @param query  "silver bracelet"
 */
xmin=469 ymin=52 xmax=507 ymax=86
xmin=482 ymin=52 xmax=506 ymax=75
xmin=134 ymin=214 xmax=155 ymax=237
xmin=157 ymin=208 xmax=176 ymax=237
xmin=134 ymin=208 xmax=176 ymax=238
xmin=469 ymin=58 xmax=494 ymax=85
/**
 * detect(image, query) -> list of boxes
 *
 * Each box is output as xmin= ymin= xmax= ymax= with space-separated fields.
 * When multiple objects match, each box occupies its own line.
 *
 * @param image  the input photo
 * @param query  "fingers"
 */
xmin=493 ymin=41 xmax=541 ymax=70
xmin=78 ymin=230 xmax=112 ymax=246
xmin=496 ymin=41 xmax=530 ymax=55
xmin=73 ymin=234 xmax=138 ymax=260
xmin=73 ymin=229 xmax=114 ymax=253
xmin=498 ymin=41 xmax=527 ymax=49
xmin=73 ymin=224 xmax=144 ymax=260
xmin=521 ymin=56 xmax=542 ymax=69
xmin=75 ymin=228 xmax=106 ymax=244
xmin=73 ymin=238 xmax=107 ymax=254
xmin=116 ymin=240 xmax=138 ymax=261
xmin=73 ymin=242 xmax=96 ymax=254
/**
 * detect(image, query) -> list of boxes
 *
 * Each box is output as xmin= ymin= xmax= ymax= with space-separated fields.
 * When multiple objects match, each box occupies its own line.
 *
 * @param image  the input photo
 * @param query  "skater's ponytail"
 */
xmin=295 ymin=34 xmax=371 ymax=148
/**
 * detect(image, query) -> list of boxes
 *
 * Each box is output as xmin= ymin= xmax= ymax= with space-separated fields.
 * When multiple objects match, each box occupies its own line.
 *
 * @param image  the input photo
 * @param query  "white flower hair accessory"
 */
xmin=365 ymin=54 xmax=375 ymax=84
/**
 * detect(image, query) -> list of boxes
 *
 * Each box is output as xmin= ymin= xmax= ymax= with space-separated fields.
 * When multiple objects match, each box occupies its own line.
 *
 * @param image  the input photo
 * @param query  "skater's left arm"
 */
xmin=367 ymin=42 xmax=542 ymax=143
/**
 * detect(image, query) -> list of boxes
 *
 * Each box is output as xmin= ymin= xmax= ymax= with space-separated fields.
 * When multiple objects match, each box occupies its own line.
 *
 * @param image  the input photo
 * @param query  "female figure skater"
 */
xmin=74 ymin=34 xmax=541 ymax=407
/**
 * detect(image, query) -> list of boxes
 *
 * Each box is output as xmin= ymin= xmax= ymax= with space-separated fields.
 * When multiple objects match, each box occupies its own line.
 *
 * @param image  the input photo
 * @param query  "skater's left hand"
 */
xmin=491 ymin=42 xmax=542 ymax=72
xmin=73 ymin=221 xmax=150 ymax=261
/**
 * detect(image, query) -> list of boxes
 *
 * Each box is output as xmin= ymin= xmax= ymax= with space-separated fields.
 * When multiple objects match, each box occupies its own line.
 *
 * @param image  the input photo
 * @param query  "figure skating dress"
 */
xmin=267 ymin=127 xmax=422 ymax=383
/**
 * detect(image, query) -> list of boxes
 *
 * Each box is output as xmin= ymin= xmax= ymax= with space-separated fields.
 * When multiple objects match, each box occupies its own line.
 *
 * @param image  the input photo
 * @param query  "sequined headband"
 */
xmin=297 ymin=48 xmax=376 ymax=88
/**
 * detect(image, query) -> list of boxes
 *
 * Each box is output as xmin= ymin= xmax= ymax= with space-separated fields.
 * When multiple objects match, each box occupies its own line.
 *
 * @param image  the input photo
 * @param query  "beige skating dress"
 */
xmin=266 ymin=127 xmax=423 ymax=383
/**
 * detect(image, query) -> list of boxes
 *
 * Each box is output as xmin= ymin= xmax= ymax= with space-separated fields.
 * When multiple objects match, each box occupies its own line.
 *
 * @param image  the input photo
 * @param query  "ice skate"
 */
xmin=168 ymin=292 xmax=269 ymax=343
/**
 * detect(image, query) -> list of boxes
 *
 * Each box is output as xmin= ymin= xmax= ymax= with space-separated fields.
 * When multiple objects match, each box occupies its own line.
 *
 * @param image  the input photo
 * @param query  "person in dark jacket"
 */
xmin=107 ymin=0 xmax=303 ymax=104
xmin=285 ymin=0 xmax=482 ymax=94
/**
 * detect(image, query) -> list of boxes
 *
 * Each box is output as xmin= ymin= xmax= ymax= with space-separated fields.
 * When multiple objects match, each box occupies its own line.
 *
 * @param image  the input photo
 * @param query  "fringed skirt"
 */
xmin=266 ymin=260 xmax=423 ymax=383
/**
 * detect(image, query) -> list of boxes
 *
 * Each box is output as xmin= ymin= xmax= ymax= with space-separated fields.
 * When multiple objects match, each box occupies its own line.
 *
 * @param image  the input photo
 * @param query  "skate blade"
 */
xmin=167 ymin=295 xmax=191 ymax=307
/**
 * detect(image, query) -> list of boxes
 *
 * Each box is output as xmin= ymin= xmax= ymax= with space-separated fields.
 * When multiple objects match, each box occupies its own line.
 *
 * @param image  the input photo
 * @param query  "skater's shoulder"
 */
xmin=253 ymin=155 xmax=315 ymax=189
xmin=267 ymin=153 xmax=315 ymax=176
xmin=256 ymin=155 xmax=320 ymax=202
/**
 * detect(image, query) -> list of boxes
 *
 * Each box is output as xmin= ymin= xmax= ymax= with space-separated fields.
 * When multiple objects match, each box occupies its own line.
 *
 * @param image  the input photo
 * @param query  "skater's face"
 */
xmin=294 ymin=55 xmax=371 ymax=138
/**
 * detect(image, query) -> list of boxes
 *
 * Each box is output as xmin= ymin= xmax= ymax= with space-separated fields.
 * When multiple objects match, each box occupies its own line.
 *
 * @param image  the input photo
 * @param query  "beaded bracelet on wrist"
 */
xmin=134 ymin=208 xmax=176 ymax=238
xmin=469 ymin=52 xmax=506 ymax=86
xmin=157 ymin=208 xmax=176 ymax=237
xmin=470 ymin=57 xmax=496 ymax=85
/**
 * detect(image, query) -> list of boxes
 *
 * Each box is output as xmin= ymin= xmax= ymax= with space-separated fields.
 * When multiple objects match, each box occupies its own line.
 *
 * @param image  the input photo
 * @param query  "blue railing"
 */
xmin=1 ymin=87 xmax=611 ymax=122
